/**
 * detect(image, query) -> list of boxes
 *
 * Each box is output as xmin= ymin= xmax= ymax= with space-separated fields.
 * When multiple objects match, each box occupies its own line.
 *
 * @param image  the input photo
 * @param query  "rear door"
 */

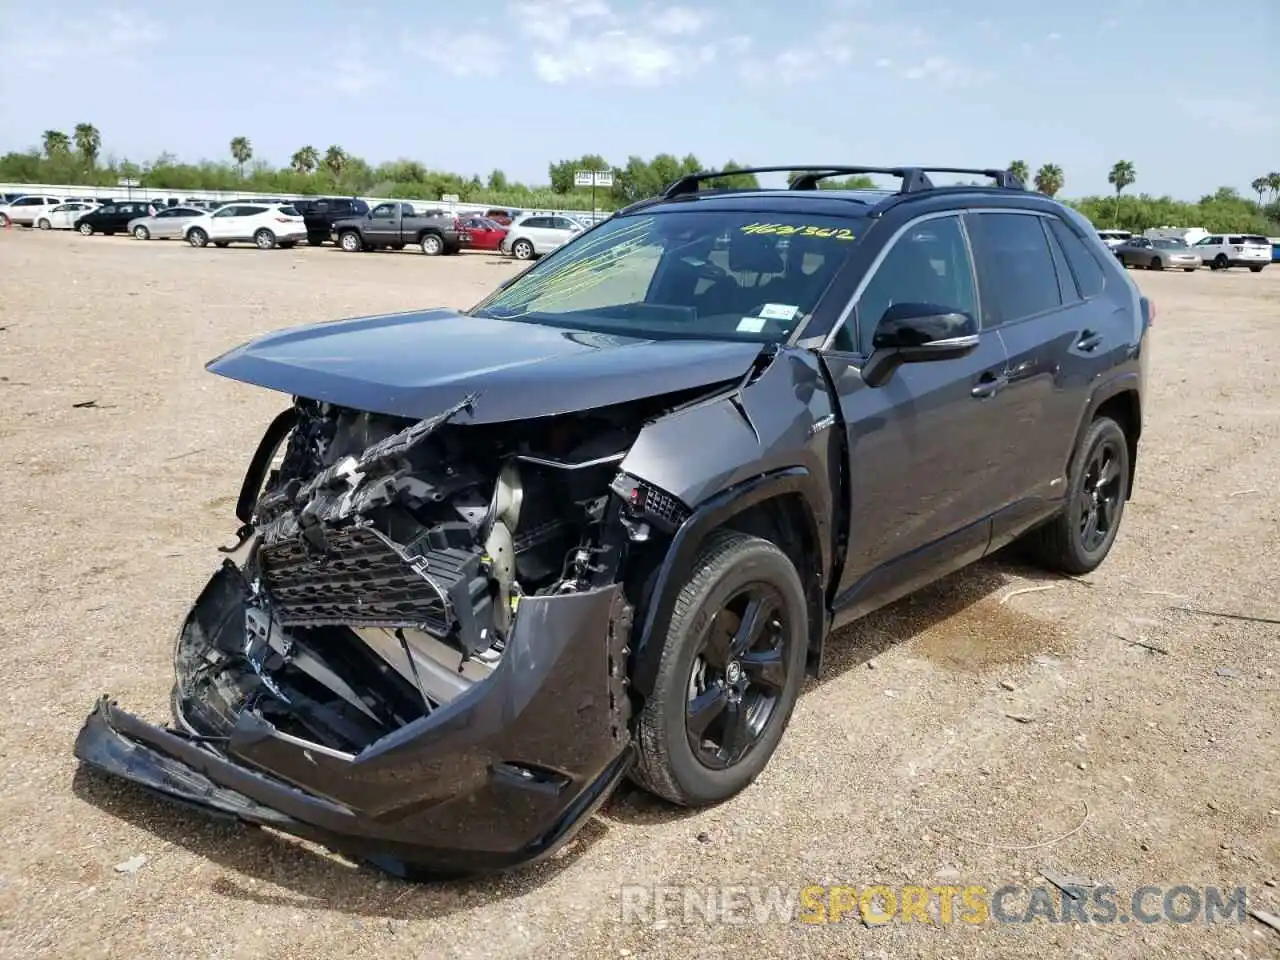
xmin=821 ymin=211 xmax=1011 ymax=616
xmin=972 ymin=211 xmax=1118 ymax=545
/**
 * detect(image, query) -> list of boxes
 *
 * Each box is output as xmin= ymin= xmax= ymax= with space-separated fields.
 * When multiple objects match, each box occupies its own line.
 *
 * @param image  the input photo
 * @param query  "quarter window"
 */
xmin=966 ymin=212 xmax=1062 ymax=326
xmin=853 ymin=214 xmax=977 ymax=354
xmin=1047 ymin=218 xmax=1106 ymax=299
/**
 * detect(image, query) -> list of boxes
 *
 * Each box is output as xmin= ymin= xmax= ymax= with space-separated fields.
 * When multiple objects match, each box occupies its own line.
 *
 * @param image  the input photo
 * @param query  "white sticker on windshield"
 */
xmin=759 ymin=303 xmax=798 ymax=321
xmin=736 ymin=316 xmax=767 ymax=333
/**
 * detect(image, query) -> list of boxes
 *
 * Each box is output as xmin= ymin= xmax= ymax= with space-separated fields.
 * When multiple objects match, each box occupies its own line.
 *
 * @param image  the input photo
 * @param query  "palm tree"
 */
xmin=1033 ymin=163 xmax=1064 ymax=198
xmin=1267 ymin=172 xmax=1280 ymax=202
xmin=1251 ymin=176 xmax=1269 ymax=206
xmin=324 ymin=145 xmax=347 ymax=180
xmin=73 ymin=123 xmax=101 ymax=166
xmin=42 ymin=130 xmax=71 ymax=157
xmin=1107 ymin=160 xmax=1136 ymax=226
xmin=229 ymin=136 xmax=253 ymax=178
xmin=291 ymin=145 xmax=319 ymax=174
xmin=1008 ymin=160 xmax=1030 ymax=185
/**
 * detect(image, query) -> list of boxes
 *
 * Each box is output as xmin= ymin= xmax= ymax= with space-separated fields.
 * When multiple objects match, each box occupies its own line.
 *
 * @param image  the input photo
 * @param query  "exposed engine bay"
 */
xmin=183 ymin=391 xmax=696 ymax=756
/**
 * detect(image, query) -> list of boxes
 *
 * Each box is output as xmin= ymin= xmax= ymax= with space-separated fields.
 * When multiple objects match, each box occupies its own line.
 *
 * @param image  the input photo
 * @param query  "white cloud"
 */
xmin=3 ymin=8 xmax=165 ymax=72
xmin=1046 ymin=31 xmax=1063 ymax=41
xmin=403 ymin=32 xmax=504 ymax=77
xmin=324 ymin=60 xmax=388 ymax=96
xmin=651 ymin=6 xmax=707 ymax=36
xmin=511 ymin=0 xmax=717 ymax=87
xmin=900 ymin=55 xmax=992 ymax=88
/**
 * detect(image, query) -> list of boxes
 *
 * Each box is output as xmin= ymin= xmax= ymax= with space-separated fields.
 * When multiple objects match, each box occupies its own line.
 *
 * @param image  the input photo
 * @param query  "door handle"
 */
xmin=971 ymin=371 xmax=1008 ymax=399
xmin=1076 ymin=330 xmax=1103 ymax=352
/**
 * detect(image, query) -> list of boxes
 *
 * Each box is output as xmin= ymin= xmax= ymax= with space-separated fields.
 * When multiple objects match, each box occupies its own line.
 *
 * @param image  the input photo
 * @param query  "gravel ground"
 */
xmin=0 ymin=231 xmax=1276 ymax=960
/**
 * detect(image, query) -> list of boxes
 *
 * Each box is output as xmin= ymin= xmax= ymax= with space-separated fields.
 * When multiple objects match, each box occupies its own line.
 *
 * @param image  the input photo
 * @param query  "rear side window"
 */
xmin=351 ymin=200 xmax=369 ymax=214
xmin=1227 ymin=235 xmax=1244 ymax=244
xmin=241 ymin=205 xmax=269 ymax=216
xmin=966 ymin=212 xmax=1062 ymax=325
xmin=1047 ymin=219 xmax=1106 ymax=300
xmin=279 ymin=205 xmax=300 ymax=216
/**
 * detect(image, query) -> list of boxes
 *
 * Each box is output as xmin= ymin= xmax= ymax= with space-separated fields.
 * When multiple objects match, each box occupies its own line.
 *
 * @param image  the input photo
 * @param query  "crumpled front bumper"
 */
xmin=74 ymin=568 xmax=635 ymax=879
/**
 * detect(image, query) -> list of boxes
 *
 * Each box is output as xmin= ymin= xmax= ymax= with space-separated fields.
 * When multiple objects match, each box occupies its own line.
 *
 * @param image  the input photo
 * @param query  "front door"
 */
xmin=366 ymin=203 xmax=401 ymax=245
xmin=820 ymin=212 xmax=1011 ymax=618
xmin=208 ymin=205 xmax=242 ymax=239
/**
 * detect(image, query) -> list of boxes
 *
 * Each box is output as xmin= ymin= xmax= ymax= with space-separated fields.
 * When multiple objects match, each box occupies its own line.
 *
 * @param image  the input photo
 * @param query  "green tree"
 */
xmin=1251 ymin=176 xmax=1269 ymax=206
xmin=1033 ymin=163 xmax=1064 ymax=198
xmin=229 ymin=136 xmax=253 ymax=177
xmin=549 ymin=154 xmax=609 ymax=194
xmin=290 ymin=145 xmax=319 ymax=174
xmin=1107 ymin=160 xmax=1136 ymax=227
xmin=73 ymin=123 xmax=101 ymax=166
xmin=42 ymin=130 xmax=70 ymax=157
xmin=1267 ymin=172 xmax=1280 ymax=201
xmin=487 ymin=169 xmax=508 ymax=191
xmin=1008 ymin=160 xmax=1030 ymax=185
xmin=324 ymin=145 xmax=348 ymax=180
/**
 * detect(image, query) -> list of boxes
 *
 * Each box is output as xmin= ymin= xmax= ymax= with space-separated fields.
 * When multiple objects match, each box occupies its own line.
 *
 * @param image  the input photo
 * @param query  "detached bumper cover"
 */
xmin=74 ymin=575 xmax=635 ymax=878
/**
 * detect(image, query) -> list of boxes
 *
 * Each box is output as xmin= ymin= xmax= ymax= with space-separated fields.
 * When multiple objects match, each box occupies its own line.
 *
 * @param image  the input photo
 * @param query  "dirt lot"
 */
xmin=0 ymin=230 xmax=1276 ymax=959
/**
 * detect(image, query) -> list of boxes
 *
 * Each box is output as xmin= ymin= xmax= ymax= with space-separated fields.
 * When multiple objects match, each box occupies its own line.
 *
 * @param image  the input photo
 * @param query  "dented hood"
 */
xmin=207 ymin=309 xmax=763 ymax=423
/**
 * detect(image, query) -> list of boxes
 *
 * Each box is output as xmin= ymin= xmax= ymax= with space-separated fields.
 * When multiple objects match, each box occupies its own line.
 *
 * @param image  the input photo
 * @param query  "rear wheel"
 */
xmin=339 ymin=230 xmax=362 ymax=252
xmin=1183 ymin=267 xmax=1197 ymax=272
xmin=631 ymin=531 xmax=808 ymax=805
xmin=133 ymin=225 xmax=150 ymax=240
xmin=307 ymin=232 xmax=327 ymax=246
xmin=0 ymin=213 xmax=10 ymax=227
xmin=213 ymin=241 xmax=229 ymax=248
xmin=279 ymin=240 xmax=297 ymax=249
xmin=1149 ymin=257 xmax=1163 ymax=271
xmin=37 ymin=218 xmax=51 ymax=230
xmin=187 ymin=228 xmax=208 ymax=247
xmin=1249 ymin=265 xmax=1264 ymax=273
xmin=254 ymin=228 xmax=276 ymax=250
xmin=420 ymin=233 xmax=444 ymax=256
xmin=1024 ymin=416 xmax=1129 ymax=575
xmin=79 ymin=223 xmax=94 ymax=236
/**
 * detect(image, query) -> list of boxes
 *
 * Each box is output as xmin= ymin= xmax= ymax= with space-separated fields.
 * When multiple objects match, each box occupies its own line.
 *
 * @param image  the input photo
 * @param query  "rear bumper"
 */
xmin=74 ymin=566 xmax=635 ymax=878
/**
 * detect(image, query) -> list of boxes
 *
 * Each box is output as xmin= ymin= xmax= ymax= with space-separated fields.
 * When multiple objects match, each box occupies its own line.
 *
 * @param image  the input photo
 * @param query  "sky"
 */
xmin=0 ymin=0 xmax=1276 ymax=199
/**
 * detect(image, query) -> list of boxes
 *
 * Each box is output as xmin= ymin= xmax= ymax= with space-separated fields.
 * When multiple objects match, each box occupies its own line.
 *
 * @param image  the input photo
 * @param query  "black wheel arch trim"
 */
xmin=629 ymin=467 xmax=829 ymax=700
xmin=1068 ymin=372 xmax=1142 ymax=497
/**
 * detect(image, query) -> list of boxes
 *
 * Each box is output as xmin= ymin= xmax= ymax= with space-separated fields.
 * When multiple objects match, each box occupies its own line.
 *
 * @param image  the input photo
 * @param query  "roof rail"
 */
xmin=660 ymin=164 xmax=1025 ymax=200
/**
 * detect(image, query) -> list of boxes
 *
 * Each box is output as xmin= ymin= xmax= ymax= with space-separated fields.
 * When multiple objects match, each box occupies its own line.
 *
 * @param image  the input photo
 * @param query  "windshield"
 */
xmin=470 ymin=209 xmax=863 ymax=342
xmin=1153 ymin=238 xmax=1187 ymax=249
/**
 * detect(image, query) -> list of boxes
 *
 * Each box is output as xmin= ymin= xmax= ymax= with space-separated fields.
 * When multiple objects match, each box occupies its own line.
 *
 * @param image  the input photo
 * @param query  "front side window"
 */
xmin=966 ymin=212 xmax=1062 ymax=326
xmin=213 ymin=206 xmax=239 ymax=218
xmin=472 ymin=209 xmax=864 ymax=343
xmin=371 ymin=203 xmax=396 ymax=218
xmin=853 ymin=215 xmax=977 ymax=353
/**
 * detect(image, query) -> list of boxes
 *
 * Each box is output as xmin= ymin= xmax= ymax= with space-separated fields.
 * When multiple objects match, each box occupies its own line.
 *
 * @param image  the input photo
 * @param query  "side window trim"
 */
xmin=819 ymin=209 xmax=973 ymax=353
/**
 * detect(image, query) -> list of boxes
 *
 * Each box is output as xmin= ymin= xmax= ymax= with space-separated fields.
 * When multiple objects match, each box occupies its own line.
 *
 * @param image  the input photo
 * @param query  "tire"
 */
xmin=307 ymin=232 xmax=327 ymax=246
xmin=339 ymin=230 xmax=362 ymax=252
xmin=1213 ymin=254 xmax=1229 ymax=270
xmin=133 ymin=225 xmax=150 ymax=240
xmin=1183 ymin=268 xmax=1196 ymax=272
xmin=187 ymin=227 xmax=208 ymax=247
xmin=1024 ymin=416 xmax=1130 ymax=575
xmin=254 ymin=228 xmax=276 ymax=250
xmin=631 ymin=530 xmax=809 ymax=806
xmin=1149 ymin=257 xmax=1163 ymax=271
xmin=1249 ymin=266 xmax=1264 ymax=273
xmin=213 ymin=241 xmax=229 ymax=248
xmin=79 ymin=223 xmax=94 ymax=236
xmin=0 ymin=213 xmax=9 ymax=227
xmin=390 ymin=243 xmax=405 ymax=251
xmin=37 ymin=218 xmax=51 ymax=230
xmin=511 ymin=238 xmax=535 ymax=260
xmin=420 ymin=233 xmax=444 ymax=256
xmin=279 ymin=240 xmax=296 ymax=249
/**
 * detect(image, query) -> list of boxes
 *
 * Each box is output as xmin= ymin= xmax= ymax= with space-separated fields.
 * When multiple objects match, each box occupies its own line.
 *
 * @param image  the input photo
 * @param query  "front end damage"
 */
xmin=74 ymin=389 xmax=701 ymax=877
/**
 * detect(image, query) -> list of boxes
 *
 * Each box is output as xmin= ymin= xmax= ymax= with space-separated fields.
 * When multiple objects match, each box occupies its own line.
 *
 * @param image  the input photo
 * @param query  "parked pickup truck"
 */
xmin=331 ymin=201 xmax=471 ymax=255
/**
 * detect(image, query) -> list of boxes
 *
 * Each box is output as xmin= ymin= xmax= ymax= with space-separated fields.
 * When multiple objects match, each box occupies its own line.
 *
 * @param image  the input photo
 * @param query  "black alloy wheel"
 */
xmin=1077 ymin=435 xmax=1124 ymax=554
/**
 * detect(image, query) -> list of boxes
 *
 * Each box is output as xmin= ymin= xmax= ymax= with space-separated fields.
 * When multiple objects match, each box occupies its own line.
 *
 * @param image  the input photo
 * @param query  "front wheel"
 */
xmin=37 ymin=218 xmax=51 ymax=230
xmin=339 ymin=231 xmax=362 ymax=252
xmin=254 ymin=229 xmax=276 ymax=250
xmin=133 ymin=225 xmax=150 ymax=240
xmin=78 ymin=223 xmax=94 ymax=236
xmin=187 ymin=228 xmax=208 ymax=247
xmin=511 ymin=238 xmax=535 ymax=260
xmin=420 ymin=233 xmax=443 ymax=256
xmin=1213 ymin=255 xmax=1229 ymax=270
xmin=1023 ymin=416 xmax=1130 ymax=575
xmin=0 ymin=213 xmax=9 ymax=227
xmin=631 ymin=531 xmax=808 ymax=806
xmin=1183 ymin=267 xmax=1197 ymax=272
xmin=1149 ymin=257 xmax=1163 ymax=271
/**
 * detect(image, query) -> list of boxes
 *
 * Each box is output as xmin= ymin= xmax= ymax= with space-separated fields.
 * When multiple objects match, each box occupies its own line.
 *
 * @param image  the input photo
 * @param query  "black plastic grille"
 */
xmin=256 ymin=527 xmax=470 ymax=634
xmin=642 ymin=485 xmax=689 ymax=528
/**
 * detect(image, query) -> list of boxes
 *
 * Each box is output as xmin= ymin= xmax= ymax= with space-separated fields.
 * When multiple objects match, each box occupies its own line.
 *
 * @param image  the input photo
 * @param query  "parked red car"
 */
xmin=460 ymin=216 xmax=508 ymax=252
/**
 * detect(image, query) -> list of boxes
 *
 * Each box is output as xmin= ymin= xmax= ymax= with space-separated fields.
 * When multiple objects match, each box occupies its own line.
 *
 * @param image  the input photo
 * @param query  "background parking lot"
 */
xmin=0 ymin=232 xmax=1276 ymax=958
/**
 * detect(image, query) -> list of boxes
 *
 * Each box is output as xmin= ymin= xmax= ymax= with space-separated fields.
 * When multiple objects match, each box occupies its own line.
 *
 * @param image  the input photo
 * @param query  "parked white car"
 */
xmin=0 ymin=194 xmax=65 ymax=227
xmin=1095 ymin=229 xmax=1132 ymax=249
xmin=1189 ymin=234 xmax=1270 ymax=272
xmin=183 ymin=202 xmax=307 ymax=249
xmin=128 ymin=205 xmax=207 ymax=240
xmin=501 ymin=213 xmax=584 ymax=260
xmin=36 ymin=201 xmax=100 ymax=230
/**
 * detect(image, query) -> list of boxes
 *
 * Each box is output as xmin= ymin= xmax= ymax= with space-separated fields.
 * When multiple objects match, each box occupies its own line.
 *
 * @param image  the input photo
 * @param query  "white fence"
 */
xmin=0 ymin=181 xmax=606 ymax=221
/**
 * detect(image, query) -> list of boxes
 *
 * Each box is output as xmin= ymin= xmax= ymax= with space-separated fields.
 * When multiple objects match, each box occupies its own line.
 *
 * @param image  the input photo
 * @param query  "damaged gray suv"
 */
xmin=75 ymin=165 xmax=1151 ymax=878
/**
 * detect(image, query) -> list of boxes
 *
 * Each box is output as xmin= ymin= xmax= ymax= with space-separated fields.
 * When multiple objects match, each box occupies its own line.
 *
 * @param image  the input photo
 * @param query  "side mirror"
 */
xmin=862 ymin=303 xmax=979 ymax=387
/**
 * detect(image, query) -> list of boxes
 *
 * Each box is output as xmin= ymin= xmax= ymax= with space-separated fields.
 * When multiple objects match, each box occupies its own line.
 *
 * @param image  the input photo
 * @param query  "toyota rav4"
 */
xmin=74 ymin=165 xmax=1151 ymax=879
